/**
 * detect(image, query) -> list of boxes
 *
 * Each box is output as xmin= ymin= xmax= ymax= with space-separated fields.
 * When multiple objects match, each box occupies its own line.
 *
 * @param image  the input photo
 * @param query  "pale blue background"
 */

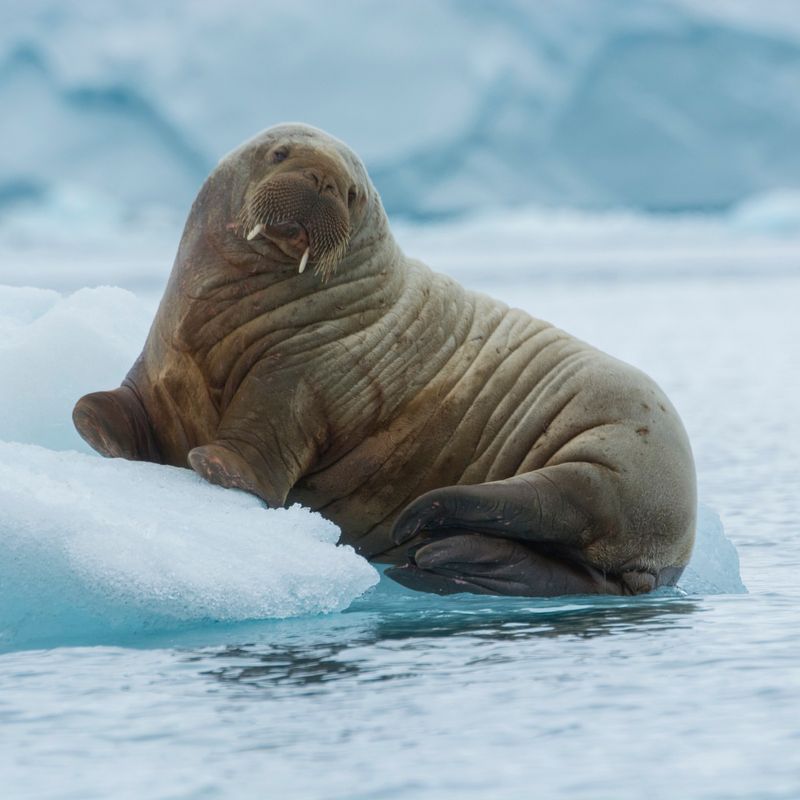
xmin=1 ymin=0 xmax=800 ymax=223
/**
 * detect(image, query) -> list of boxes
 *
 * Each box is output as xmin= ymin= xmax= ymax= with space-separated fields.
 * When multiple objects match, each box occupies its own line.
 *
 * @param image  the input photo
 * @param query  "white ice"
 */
xmin=678 ymin=505 xmax=747 ymax=595
xmin=0 ymin=285 xmax=378 ymax=647
xmin=0 ymin=441 xmax=378 ymax=648
xmin=0 ymin=285 xmax=152 ymax=452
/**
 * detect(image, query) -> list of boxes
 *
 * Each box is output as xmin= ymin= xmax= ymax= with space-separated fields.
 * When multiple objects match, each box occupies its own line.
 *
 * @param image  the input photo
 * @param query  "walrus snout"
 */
xmin=241 ymin=171 xmax=350 ymax=279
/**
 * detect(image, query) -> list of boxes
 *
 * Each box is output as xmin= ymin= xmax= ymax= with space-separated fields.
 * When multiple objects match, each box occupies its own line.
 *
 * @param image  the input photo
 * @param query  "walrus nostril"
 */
xmin=304 ymin=169 xmax=322 ymax=189
xmin=303 ymin=169 xmax=338 ymax=197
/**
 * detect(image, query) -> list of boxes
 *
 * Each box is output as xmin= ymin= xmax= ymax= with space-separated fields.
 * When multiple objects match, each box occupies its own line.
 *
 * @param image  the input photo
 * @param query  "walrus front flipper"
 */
xmin=386 ymin=533 xmax=626 ymax=597
xmin=73 ymin=386 xmax=161 ymax=462
xmin=188 ymin=442 xmax=288 ymax=508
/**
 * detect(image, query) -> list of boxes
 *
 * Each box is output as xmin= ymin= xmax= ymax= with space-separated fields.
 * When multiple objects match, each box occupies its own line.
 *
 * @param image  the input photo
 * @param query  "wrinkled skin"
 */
xmin=73 ymin=124 xmax=697 ymax=597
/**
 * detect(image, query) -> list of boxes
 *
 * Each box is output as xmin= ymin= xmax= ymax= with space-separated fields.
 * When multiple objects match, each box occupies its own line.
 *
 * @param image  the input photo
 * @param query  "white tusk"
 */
xmin=246 ymin=224 xmax=265 ymax=241
xmin=298 ymin=247 xmax=310 ymax=274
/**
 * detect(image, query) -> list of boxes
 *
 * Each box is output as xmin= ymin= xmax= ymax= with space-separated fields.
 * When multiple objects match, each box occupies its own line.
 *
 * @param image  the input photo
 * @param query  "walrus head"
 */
xmin=230 ymin=124 xmax=373 ymax=281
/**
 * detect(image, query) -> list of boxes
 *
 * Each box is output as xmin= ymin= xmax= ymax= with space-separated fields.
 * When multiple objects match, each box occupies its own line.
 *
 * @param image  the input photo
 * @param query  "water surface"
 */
xmin=1 ymin=271 xmax=798 ymax=799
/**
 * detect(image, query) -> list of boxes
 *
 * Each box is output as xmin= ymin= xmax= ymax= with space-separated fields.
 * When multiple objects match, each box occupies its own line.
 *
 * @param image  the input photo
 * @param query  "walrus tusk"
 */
xmin=246 ymin=224 xmax=265 ymax=241
xmin=298 ymin=247 xmax=310 ymax=274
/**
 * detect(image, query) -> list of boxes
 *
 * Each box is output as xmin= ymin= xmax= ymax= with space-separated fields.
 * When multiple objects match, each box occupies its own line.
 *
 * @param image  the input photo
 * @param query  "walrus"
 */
xmin=73 ymin=123 xmax=696 ymax=597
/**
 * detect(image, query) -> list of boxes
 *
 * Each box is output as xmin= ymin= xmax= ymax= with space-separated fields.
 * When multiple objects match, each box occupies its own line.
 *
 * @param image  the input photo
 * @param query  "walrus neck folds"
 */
xmin=161 ymin=182 xmax=403 ymax=377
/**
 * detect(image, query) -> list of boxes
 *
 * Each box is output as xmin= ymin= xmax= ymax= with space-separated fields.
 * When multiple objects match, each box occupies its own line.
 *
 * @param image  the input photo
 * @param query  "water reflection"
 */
xmin=367 ymin=597 xmax=698 ymax=642
xmin=200 ymin=643 xmax=361 ymax=693
xmin=193 ymin=586 xmax=699 ymax=693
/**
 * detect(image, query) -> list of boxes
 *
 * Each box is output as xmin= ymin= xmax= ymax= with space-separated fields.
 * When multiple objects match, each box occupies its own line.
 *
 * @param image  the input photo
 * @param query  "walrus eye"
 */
xmin=347 ymin=188 xmax=357 ymax=207
xmin=272 ymin=148 xmax=289 ymax=164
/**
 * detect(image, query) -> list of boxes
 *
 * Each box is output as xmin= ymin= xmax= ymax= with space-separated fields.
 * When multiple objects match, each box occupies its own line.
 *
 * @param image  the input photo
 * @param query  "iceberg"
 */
xmin=0 ymin=285 xmax=378 ymax=650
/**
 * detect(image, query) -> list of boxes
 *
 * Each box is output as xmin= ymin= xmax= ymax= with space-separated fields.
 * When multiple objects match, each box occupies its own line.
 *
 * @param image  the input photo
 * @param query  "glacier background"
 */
xmin=1 ymin=0 xmax=800 ymax=233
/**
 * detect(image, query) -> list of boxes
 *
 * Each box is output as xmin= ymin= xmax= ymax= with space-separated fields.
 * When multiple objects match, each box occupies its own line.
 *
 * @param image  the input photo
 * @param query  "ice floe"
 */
xmin=0 ymin=441 xmax=378 ymax=648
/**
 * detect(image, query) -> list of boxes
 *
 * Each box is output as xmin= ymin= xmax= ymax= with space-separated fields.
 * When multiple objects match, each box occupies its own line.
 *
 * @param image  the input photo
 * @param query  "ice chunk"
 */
xmin=0 ymin=285 xmax=151 ymax=452
xmin=679 ymin=504 xmax=747 ymax=595
xmin=0 ymin=441 xmax=379 ymax=649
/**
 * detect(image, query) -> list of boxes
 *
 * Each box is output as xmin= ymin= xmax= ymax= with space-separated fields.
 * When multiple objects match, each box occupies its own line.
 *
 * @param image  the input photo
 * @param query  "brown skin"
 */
xmin=73 ymin=123 xmax=697 ymax=597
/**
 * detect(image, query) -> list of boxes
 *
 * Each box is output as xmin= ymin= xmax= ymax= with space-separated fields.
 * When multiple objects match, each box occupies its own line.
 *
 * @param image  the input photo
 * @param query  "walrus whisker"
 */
xmin=298 ymin=247 xmax=310 ymax=274
xmin=312 ymin=237 xmax=349 ymax=282
xmin=238 ymin=174 xmax=352 ymax=280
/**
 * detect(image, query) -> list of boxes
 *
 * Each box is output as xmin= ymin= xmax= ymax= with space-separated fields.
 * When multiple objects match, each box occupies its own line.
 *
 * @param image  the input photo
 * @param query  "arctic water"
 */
xmin=0 ymin=206 xmax=798 ymax=799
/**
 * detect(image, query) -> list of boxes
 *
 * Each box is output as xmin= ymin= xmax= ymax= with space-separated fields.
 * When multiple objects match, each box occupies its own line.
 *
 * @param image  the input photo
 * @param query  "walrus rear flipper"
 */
xmin=73 ymin=386 xmax=162 ymax=463
xmin=387 ymin=466 xmax=637 ymax=597
xmin=386 ymin=466 xmax=686 ymax=597
xmin=386 ymin=532 xmax=626 ymax=597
